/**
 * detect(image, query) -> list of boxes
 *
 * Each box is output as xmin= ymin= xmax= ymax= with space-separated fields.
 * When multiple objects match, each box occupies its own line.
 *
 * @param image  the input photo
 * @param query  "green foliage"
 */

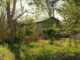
xmin=16 ymin=16 xmax=37 ymax=39
xmin=0 ymin=46 xmax=15 ymax=60
xmin=24 ymin=17 xmax=37 ymax=36
xmin=59 ymin=0 xmax=80 ymax=34
xmin=20 ymin=39 xmax=80 ymax=60
xmin=1 ymin=39 xmax=80 ymax=60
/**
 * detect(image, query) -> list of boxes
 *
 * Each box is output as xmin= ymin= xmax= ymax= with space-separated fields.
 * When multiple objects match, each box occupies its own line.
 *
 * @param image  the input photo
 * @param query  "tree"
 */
xmin=58 ymin=0 xmax=80 ymax=34
xmin=57 ymin=0 xmax=80 ymax=47
xmin=0 ymin=0 xmax=61 ymax=59
xmin=0 ymin=0 xmax=28 ymax=60
xmin=33 ymin=0 xmax=60 ymax=17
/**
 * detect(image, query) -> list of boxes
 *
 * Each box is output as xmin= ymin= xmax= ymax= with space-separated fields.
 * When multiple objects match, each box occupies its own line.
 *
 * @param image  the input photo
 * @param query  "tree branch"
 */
xmin=14 ymin=10 xmax=28 ymax=20
xmin=11 ymin=0 xmax=17 ymax=18
xmin=20 ymin=0 xmax=24 ymax=13
xmin=6 ymin=1 xmax=11 ymax=20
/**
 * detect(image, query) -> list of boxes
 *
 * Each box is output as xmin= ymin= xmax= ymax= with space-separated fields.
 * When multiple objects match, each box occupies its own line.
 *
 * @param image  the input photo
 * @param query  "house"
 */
xmin=17 ymin=17 xmax=62 ymax=40
xmin=17 ymin=17 xmax=61 ymax=31
xmin=36 ymin=17 xmax=61 ymax=31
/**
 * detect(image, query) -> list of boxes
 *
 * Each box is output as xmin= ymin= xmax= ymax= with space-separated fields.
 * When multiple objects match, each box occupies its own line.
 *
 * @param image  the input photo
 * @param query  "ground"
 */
xmin=0 ymin=38 xmax=80 ymax=60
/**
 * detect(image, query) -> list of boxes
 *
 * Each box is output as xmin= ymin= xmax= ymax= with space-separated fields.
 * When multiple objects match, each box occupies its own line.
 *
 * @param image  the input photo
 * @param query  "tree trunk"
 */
xmin=7 ymin=19 xmax=22 ymax=60
xmin=8 ymin=41 xmax=21 ymax=60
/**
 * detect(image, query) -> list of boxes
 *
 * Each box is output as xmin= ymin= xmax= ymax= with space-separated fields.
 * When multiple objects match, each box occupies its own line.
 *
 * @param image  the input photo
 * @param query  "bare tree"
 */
xmin=0 ymin=0 xmax=28 ymax=60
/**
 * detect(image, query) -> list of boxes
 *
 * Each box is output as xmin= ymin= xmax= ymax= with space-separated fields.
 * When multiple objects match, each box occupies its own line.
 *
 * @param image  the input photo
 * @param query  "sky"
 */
xmin=16 ymin=0 xmax=63 ymax=22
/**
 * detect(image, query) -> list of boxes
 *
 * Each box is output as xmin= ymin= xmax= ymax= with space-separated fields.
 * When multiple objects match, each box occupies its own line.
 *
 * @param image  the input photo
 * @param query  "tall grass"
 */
xmin=1 ymin=39 xmax=80 ymax=60
xmin=0 ymin=46 xmax=15 ymax=60
xmin=20 ymin=39 xmax=80 ymax=60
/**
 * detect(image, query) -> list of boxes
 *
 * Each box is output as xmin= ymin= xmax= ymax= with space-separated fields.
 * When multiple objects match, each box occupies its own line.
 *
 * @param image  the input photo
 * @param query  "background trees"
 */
xmin=2 ymin=0 xmax=80 ymax=60
xmin=58 ymin=0 xmax=80 ymax=34
xmin=56 ymin=0 xmax=80 ymax=47
xmin=0 ymin=0 xmax=28 ymax=60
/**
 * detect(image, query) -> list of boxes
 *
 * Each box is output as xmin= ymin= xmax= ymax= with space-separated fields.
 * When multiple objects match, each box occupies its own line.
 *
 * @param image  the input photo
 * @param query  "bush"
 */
xmin=0 ymin=46 xmax=15 ymax=60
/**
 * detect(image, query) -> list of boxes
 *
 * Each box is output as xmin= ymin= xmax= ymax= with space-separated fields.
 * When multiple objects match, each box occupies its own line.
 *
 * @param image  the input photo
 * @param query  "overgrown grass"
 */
xmin=20 ymin=39 xmax=80 ymax=60
xmin=0 ymin=46 xmax=15 ymax=60
xmin=1 ymin=38 xmax=80 ymax=60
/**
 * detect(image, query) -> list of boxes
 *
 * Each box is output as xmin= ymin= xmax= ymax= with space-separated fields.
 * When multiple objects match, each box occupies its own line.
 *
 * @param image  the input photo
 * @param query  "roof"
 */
xmin=37 ymin=17 xmax=60 ymax=24
xmin=17 ymin=17 xmax=62 ymax=29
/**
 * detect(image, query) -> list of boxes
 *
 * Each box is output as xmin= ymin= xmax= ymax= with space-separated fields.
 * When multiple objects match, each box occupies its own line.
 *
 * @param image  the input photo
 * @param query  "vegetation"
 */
xmin=0 ymin=46 xmax=15 ymax=60
xmin=1 ymin=39 xmax=80 ymax=60
xmin=0 ymin=0 xmax=80 ymax=60
xmin=57 ymin=0 xmax=80 ymax=34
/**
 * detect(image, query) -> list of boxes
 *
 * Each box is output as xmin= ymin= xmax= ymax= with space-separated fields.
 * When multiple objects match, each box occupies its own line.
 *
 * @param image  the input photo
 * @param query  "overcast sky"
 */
xmin=16 ymin=0 xmax=63 ymax=22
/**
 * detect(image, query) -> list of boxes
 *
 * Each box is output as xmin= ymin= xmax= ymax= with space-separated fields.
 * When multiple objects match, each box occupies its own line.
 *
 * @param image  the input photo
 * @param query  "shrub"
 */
xmin=0 ymin=46 xmax=15 ymax=60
